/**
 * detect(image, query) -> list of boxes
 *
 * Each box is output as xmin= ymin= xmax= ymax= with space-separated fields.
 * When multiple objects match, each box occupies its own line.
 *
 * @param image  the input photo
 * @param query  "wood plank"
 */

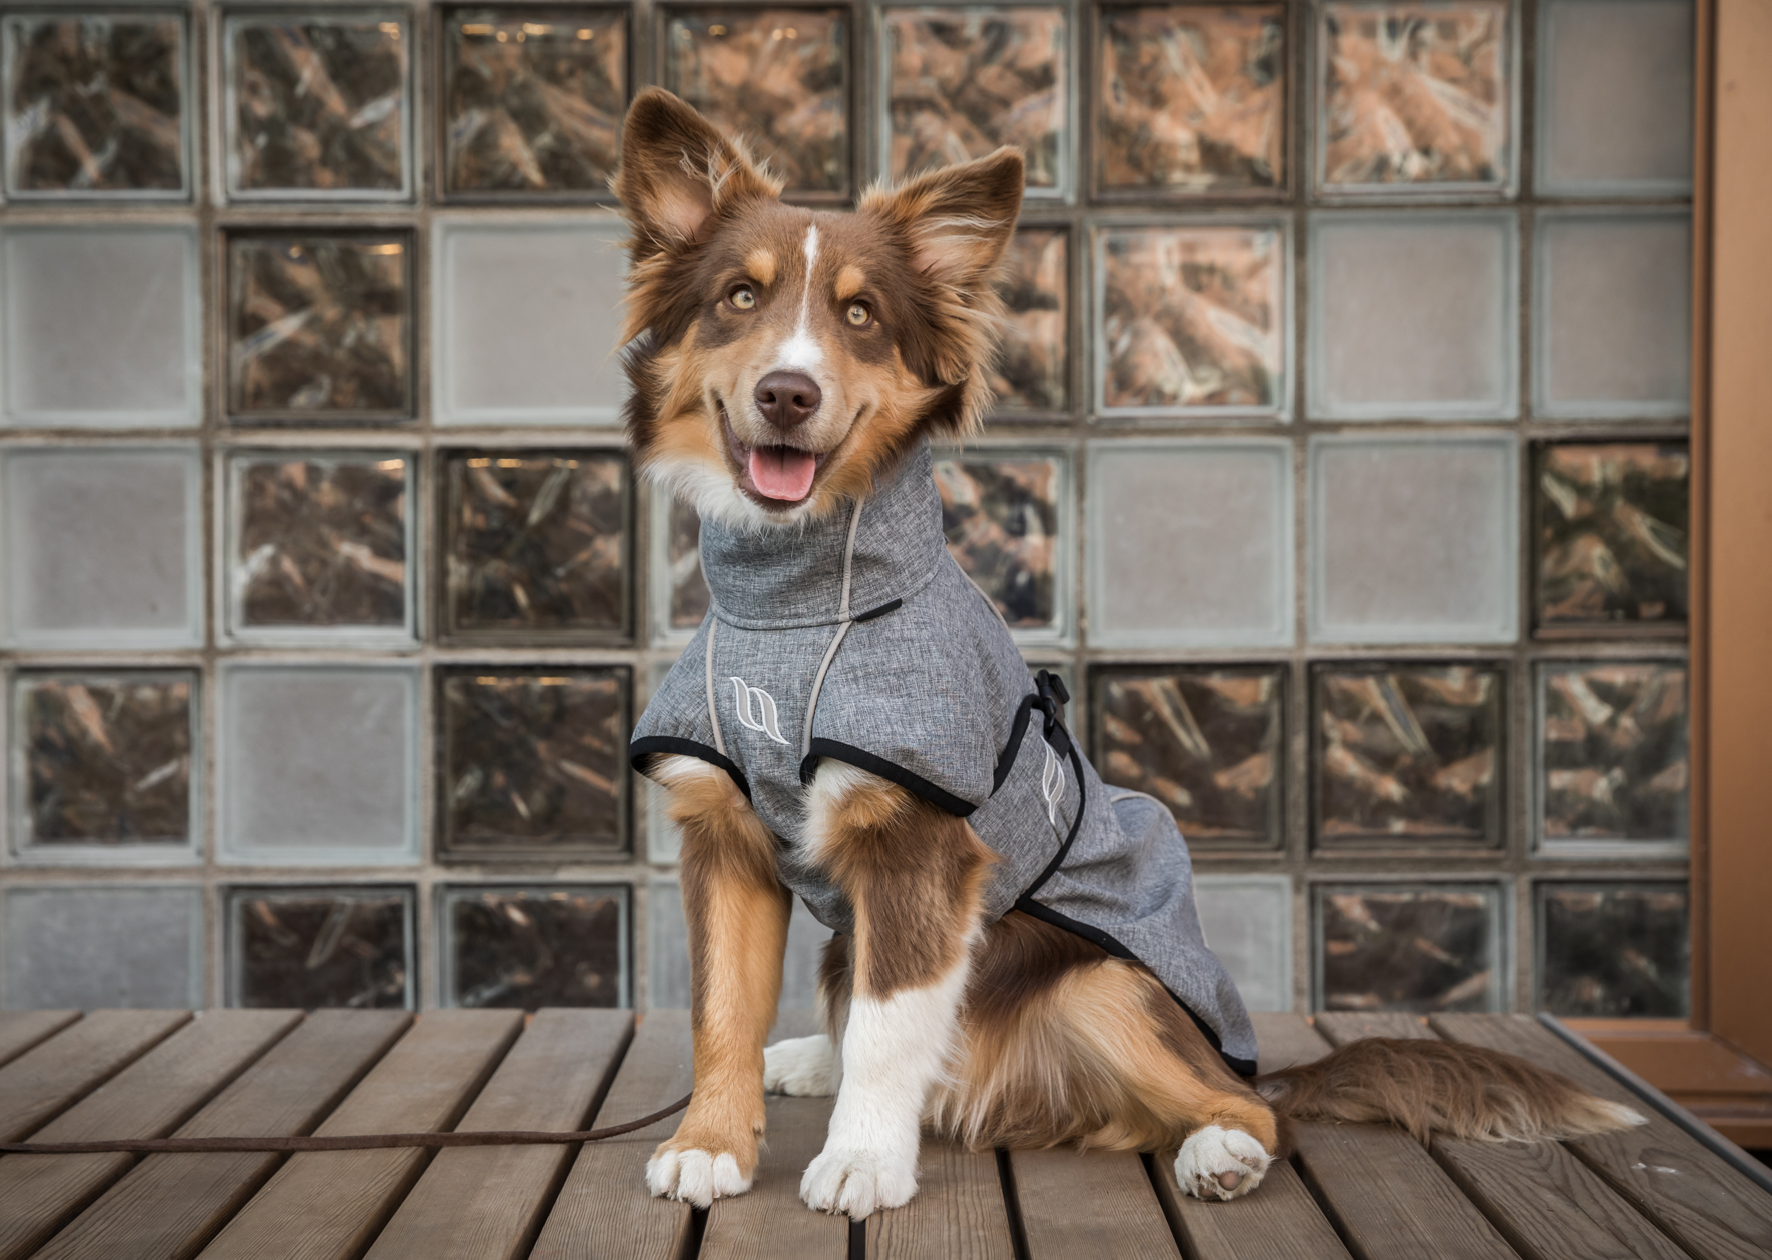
xmin=1010 ymin=1147 xmax=1181 ymax=1259
xmin=0 ymin=1011 xmax=81 ymax=1069
xmin=867 ymin=1141 xmax=1014 ymax=1260
xmin=1153 ymin=1155 xmax=1352 ymax=1260
xmin=1290 ymin=1123 xmax=1517 ymax=1260
xmin=0 ymin=1009 xmax=190 ymax=1142
xmin=1312 ymin=1013 xmax=1434 ymax=1044
xmin=196 ymin=1009 xmax=525 ymax=1260
xmin=362 ymin=1010 xmax=633 ymax=1260
xmin=700 ymin=1094 xmax=848 ymax=1260
xmin=0 ymin=1009 xmax=300 ymax=1260
xmin=1432 ymin=1014 xmax=1772 ymax=1260
xmin=527 ymin=1010 xmax=696 ymax=1260
xmin=1430 ymin=1133 xmax=1690 ymax=1260
xmin=33 ymin=1010 xmax=412 ymax=1260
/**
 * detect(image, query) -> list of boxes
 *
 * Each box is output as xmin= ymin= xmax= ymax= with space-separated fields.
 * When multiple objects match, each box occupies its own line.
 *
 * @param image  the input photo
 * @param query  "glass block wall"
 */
xmin=0 ymin=0 xmax=1693 ymax=1020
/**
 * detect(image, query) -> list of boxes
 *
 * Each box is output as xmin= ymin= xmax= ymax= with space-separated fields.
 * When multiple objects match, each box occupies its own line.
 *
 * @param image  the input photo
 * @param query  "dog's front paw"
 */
xmin=647 ymin=1139 xmax=756 ymax=1208
xmin=799 ymin=1146 xmax=918 ymax=1218
xmin=764 ymin=1034 xmax=836 ymax=1097
xmin=1175 ymin=1125 xmax=1272 ymax=1202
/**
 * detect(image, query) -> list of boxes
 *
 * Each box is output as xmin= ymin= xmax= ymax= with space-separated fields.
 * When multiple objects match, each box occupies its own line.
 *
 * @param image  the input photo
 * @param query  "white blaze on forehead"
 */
xmin=773 ymin=224 xmax=824 ymax=370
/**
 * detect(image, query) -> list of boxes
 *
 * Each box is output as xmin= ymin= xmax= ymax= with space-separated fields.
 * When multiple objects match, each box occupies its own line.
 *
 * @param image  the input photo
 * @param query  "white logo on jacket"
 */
xmin=1040 ymin=740 xmax=1065 ymax=825
xmin=729 ymin=677 xmax=790 ymax=744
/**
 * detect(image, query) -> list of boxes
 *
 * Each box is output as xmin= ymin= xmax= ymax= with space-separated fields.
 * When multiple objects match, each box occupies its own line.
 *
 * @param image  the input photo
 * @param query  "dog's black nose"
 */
xmin=754 ymin=372 xmax=821 ymax=429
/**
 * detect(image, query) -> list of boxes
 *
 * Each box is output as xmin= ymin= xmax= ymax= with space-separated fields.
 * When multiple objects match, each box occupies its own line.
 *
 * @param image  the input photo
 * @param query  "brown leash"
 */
xmin=0 ymin=1092 xmax=691 ymax=1156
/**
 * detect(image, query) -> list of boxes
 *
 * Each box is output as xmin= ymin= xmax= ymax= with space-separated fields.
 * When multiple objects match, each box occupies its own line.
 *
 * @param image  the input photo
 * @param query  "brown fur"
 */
xmin=921 ymin=913 xmax=1280 ymax=1154
xmin=811 ymin=768 xmax=996 ymax=998
xmin=817 ymin=909 xmax=1638 ymax=1161
xmin=1255 ymin=1036 xmax=1644 ymax=1143
xmin=649 ymin=756 xmax=792 ymax=1180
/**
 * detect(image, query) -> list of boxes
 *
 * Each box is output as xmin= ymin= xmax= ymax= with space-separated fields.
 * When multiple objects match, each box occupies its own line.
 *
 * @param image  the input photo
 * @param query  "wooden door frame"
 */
xmin=1701 ymin=0 xmax=1772 ymax=1072
xmin=1569 ymin=1 xmax=1772 ymax=1147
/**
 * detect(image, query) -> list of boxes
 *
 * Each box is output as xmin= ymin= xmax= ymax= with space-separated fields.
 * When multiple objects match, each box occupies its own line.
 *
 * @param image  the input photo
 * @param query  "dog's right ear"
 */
xmin=614 ymin=88 xmax=782 ymax=253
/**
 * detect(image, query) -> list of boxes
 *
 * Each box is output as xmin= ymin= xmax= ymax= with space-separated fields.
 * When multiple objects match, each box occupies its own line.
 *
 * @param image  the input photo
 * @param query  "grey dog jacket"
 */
xmin=631 ymin=442 xmax=1258 ymax=1075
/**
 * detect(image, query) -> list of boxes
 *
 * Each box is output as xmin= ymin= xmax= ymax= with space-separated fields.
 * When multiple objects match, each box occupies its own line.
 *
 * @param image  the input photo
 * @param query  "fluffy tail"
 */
xmin=1254 ymin=1038 xmax=1648 ymax=1143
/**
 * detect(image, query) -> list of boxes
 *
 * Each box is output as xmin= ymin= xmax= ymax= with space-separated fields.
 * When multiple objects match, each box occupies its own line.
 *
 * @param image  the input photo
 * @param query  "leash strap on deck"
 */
xmin=0 ymin=1091 xmax=692 ymax=1155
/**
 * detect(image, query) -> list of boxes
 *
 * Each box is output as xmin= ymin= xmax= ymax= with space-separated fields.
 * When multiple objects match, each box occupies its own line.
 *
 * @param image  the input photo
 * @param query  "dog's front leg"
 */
xmin=645 ymin=755 xmax=792 ymax=1207
xmin=797 ymin=763 xmax=995 ymax=1218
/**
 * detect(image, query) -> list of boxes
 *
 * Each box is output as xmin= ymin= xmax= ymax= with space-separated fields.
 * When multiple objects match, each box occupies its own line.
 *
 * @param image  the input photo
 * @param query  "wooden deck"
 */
xmin=0 ymin=1006 xmax=1768 ymax=1260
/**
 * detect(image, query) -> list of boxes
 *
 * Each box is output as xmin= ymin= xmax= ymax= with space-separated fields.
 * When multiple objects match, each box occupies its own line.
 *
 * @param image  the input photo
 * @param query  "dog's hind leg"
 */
xmin=938 ymin=916 xmax=1281 ymax=1201
xmin=795 ymin=762 xmax=995 ymax=1217
xmin=643 ymin=755 xmax=793 ymax=1207
xmin=1057 ymin=964 xmax=1280 ymax=1201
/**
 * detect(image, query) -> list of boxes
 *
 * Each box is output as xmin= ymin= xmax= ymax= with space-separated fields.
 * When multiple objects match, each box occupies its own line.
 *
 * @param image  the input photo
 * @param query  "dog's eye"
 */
xmin=729 ymin=286 xmax=757 ymax=310
xmin=846 ymin=302 xmax=871 ymax=327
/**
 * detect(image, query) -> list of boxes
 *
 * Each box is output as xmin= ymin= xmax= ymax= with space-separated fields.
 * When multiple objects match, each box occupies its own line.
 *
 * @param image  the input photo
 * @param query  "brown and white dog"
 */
xmin=614 ymin=87 xmax=1645 ymax=1219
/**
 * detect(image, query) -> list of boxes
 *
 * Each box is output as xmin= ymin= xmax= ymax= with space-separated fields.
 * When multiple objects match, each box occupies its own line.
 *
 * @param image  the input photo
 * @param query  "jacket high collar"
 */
xmin=699 ymin=441 xmax=950 ymax=631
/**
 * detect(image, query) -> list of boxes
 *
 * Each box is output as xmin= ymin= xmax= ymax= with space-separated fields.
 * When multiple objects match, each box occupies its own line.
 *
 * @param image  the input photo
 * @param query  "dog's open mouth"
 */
xmin=722 ymin=407 xmax=825 ymax=508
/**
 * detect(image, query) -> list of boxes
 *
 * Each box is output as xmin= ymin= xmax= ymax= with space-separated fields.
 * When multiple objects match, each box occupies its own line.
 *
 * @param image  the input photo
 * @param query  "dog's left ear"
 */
xmin=861 ymin=148 xmax=1025 ymax=291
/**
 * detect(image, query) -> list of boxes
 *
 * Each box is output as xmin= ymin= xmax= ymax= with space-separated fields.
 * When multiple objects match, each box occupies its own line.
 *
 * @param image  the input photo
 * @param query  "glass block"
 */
xmin=1315 ymin=884 xmax=1502 ymax=1013
xmin=1096 ymin=223 xmax=1286 ymax=417
xmin=1 ymin=446 xmax=200 ymax=649
xmin=441 ymin=886 xmax=629 ymax=1008
xmin=1087 ymin=441 xmax=1291 ymax=647
xmin=3 ymin=12 xmax=188 ymax=198
xmin=443 ymin=450 xmax=630 ymax=639
xmin=646 ymin=781 xmax=681 ymax=864
xmin=1537 ymin=0 xmax=1693 ymax=196
xmin=443 ymin=7 xmax=628 ymax=197
xmin=1091 ymin=665 xmax=1284 ymax=848
xmin=1538 ymin=883 xmax=1689 ymax=1017
xmin=219 ymin=664 xmax=419 ymax=865
xmin=226 ymin=232 xmax=412 ymax=421
xmin=883 ymin=5 xmax=1067 ymax=194
xmin=439 ymin=667 xmax=629 ymax=858
xmin=227 ymin=452 xmax=412 ymax=642
xmin=1534 ymin=212 xmax=1691 ymax=420
xmin=1316 ymin=1 xmax=1512 ymax=193
xmin=1313 ymin=663 xmax=1504 ymax=848
xmin=662 ymin=7 xmax=850 ymax=197
xmin=666 ymin=498 xmax=711 ymax=634
xmin=992 ymin=226 xmax=1068 ymax=414
xmin=648 ymin=878 xmax=828 ymax=1010
xmin=1536 ymin=442 xmax=1688 ymax=631
xmin=227 ymin=886 xmax=413 ymax=1009
xmin=223 ymin=10 xmax=410 ymax=199
xmin=1309 ymin=436 xmax=1517 ymax=644
xmin=2 ymin=225 xmax=199 ymax=426
xmin=1096 ymin=5 xmax=1284 ymax=196
xmin=1308 ymin=212 xmax=1516 ymax=419
xmin=1194 ymin=876 xmax=1291 ymax=1011
xmin=1538 ymin=661 xmax=1687 ymax=848
xmin=1 ymin=885 xmax=201 ymax=1009
xmin=934 ymin=451 xmax=1067 ymax=639
xmin=434 ymin=219 xmax=627 ymax=424
xmin=648 ymin=878 xmax=690 ymax=1006
xmin=12 ymin=671 xmax=197 ymax=861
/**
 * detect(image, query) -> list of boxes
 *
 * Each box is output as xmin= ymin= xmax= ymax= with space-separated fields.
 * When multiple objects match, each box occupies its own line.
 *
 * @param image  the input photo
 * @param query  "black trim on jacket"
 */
xmin=630 ymin=736 xmax=751 ymax=801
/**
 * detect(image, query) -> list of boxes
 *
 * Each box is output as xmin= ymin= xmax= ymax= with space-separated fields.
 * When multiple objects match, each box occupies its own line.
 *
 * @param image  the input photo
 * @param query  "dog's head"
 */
xmin=613 ymin=88 xmax=1023 ymax=530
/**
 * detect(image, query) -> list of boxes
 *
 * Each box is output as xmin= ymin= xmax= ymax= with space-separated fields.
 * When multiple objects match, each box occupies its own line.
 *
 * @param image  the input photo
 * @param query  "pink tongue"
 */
xmin=748 ymin=445 xmax=818 ymax=502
